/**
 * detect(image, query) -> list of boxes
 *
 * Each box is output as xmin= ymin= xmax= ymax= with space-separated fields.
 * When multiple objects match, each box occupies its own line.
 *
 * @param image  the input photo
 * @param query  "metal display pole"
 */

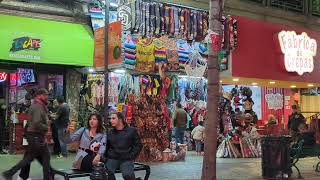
xmin=104 ymin=0 xmax=110 ymax=125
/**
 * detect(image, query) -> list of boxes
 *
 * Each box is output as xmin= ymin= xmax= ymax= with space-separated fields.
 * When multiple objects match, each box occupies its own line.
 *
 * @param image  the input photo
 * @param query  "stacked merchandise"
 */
xmin=217 ymin=137 xmax=242 ymax=158
xmin=216 ymin=86 xmax=262 ymax=158
xmin=123 ymin=35 xmax=138 ymax=70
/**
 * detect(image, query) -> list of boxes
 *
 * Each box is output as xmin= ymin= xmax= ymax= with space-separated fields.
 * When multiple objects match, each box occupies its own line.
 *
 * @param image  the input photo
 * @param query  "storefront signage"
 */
xmin=10 ymin=37 xmax=41 ymax=52
xmin=9 ymin=37 xmax=41 ymax=60
xmin=0 ymin=72 xmax=8 ymax=82
xmin=278 ymin=31 xmax=317 ymax=75
xmin=265 ymin=93 xmax=283 ymax=110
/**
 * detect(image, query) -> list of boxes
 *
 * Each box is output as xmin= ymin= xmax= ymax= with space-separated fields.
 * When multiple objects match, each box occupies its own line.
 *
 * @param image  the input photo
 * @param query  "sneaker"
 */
xmin=0 ymin=151 xmax=7 ymax=154
xmin=2 ymin=171 xmax=12 ymax=180
xmin=56 ymin=154 xmax=64 ymax=159
xmin=17 ymin=176 xmax=32 ymax=180
xmin=57 ymin=154 xmax=67 ymax=159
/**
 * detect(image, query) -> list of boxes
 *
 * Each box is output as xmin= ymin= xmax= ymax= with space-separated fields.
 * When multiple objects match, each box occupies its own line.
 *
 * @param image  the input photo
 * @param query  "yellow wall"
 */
xmin=301 ymin=96 xmax=320 ymax=124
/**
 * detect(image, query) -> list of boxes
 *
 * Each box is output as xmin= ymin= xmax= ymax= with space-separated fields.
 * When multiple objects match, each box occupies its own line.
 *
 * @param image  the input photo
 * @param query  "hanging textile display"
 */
xmin=153 ymin=37 xmax=167 ymax=69
xmin=185 ymin=51 xmax=207 ymax=77
xmin=160 ymin=36 xmax=179 ymax=71
xmin=118 ymin=1 xmax=132 ymax=32
xmin=118 ymin=73 xmax=134 ymax=103
xmin=136 ymin=37 xmax=155 ymax=72
xmin=130 ymin=95 xmax=170 ymax=162
xmin=176 ymin=39 xmax=191 ymax=68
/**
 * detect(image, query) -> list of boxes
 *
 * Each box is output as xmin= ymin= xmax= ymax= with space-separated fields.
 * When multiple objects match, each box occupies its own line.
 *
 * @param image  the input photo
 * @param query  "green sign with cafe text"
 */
xmin=0 ymin=14 xmax=94 ymax=66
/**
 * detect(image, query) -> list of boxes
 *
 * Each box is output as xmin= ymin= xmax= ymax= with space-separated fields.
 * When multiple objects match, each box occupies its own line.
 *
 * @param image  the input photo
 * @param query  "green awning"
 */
xmin=0 ymin=14 xmax=94 ymax=66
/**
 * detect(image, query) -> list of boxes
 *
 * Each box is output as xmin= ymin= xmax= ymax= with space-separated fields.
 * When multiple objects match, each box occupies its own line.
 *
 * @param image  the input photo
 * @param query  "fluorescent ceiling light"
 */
xmin=308 ymin=84 xmax=314 ymax=87
xmin=178 ymin=75 xmax=202 ymax=79
xmin=290 ymin=85 xmax=297 ymax=88
xmin=110 ymin=3 xmax=119 ymax=7
xmin=88 ymin=68 xmax=94 ymax=73
xmin=232 ymin=78 xmax=239 ymax=82
xmin=114 ymin=69 xmax=126 ymax=74
xmin=269 ymin=81 xmax=276 ymax=84
xmin=252 ymin=82 xmax=258 ymax=86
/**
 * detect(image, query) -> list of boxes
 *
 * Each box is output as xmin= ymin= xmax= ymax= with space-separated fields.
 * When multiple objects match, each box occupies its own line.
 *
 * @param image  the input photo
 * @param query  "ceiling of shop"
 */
xmin=220 ymin=77 xmax=320 ymax=88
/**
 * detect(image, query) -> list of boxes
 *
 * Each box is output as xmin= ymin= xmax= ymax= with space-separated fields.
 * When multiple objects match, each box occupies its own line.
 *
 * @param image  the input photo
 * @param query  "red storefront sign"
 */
xmin=232 ymin=16 xmax=320 ymax=83
xmin=0 ymin=72 xmax=8 ymax=82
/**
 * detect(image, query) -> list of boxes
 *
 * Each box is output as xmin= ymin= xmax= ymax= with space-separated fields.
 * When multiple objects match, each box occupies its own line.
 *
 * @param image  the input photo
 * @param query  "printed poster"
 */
xmin=94 ymin=21 xmax=122 ymax=70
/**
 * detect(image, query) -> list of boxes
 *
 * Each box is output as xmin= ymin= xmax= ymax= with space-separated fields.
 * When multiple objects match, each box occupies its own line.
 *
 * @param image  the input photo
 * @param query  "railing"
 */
xmin=312 ymin=0 xmax=320 ymax=17
xmin=243 ymin=0 xmax=320 ymax=17
xmin=245 ymin=0 xmax=265 ymax=4
xmin=270 ymin=0 xmax=304 ymax=13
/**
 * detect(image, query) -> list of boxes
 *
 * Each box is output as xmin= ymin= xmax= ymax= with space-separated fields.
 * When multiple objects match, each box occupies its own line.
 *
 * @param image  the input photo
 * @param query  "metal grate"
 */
xmin=270 ymin=0 xmax=304 ymax=13
xmin=242 ymin=0 xmax=265 ymax=5
xmin=312 ymin=0 xmax=320 ymax=17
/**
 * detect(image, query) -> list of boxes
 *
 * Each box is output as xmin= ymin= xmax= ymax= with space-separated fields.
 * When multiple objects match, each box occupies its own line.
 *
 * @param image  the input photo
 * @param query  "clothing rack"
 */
xmin=162 ymin=1 xmax=208 ymax=12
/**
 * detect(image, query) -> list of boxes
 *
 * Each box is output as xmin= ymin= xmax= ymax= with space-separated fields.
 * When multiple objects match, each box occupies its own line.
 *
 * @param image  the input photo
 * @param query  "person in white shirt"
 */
xmin=191 ymin=121 xmax=205 ymax=155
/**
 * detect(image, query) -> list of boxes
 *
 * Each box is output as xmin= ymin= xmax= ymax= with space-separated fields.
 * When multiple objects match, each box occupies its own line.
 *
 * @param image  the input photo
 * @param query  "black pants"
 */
xmin=80 ymin=151 xmax=96 ymax=172
xmin=51 ymin=123 xmax=61 ymax=155
xmin=4 ymin=132 xmax=52 ymax=180
xmin=0 ymin=119 xmax=5 ymax=152
xmin=0 ymin=126 xmax=4 ymax=152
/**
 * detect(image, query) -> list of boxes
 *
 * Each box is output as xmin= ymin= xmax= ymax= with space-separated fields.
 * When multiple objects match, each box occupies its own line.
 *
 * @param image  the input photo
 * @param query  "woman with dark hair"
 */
xmin=65 ymin=113 xmax=106 ymax=172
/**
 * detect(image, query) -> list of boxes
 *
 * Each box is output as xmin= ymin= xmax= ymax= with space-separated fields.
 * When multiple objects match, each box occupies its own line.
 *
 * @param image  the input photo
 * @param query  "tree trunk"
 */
xmin=201 ymin=0 xmax=223 ymax=180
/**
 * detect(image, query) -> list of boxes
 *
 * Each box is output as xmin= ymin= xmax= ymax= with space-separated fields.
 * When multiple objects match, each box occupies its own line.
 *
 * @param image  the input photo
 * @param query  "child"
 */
xmin=191 ymin=121 xmax=205 ymax=155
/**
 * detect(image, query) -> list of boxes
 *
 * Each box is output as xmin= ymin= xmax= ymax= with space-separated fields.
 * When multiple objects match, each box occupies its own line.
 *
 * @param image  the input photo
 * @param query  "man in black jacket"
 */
xmin=288 ymin=105 xmax=306 ymax=135
xmin=105 ymin=112 xmax=142 ymax=180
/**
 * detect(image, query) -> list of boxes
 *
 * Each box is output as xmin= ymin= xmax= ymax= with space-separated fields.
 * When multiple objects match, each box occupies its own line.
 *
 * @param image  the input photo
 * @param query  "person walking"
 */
xmin=53 ymin=96 xmax=70 ymax=158
xmin=105 ymin=112 xmax=142 ymax=180
xmin=2 ymin=88 xmax=52 ymax=180
xmin=288 ymin=105 xmax=306 ymax=140
xmin=48 ymin=99 xmax=60 ymax=156
xmin=172 ymin=103 xmax=188 ymax=144
xmin=0 ymin=102 xmax=7 ymax=154
xmin=191 ymin=121 xmax=205 ymax=155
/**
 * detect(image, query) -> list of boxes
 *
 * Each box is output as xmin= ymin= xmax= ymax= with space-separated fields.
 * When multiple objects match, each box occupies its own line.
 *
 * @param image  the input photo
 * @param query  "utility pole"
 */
xmin=104 ymin=0 xmax=110 ymax=124
xmin=201 ymin=0 xmax=223 ymax=179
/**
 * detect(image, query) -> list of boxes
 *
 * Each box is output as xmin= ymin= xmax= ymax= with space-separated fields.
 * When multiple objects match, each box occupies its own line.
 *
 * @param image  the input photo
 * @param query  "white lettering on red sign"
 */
xmin=278 ymin=31 xmax=317 ymax=75
xmin=0 ymin=72 xmax=8 ymax=82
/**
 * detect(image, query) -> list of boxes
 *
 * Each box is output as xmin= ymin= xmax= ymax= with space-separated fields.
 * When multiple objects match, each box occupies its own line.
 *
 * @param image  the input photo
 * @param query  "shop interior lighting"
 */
xmin=220 ymin=80 xmax=223 ymax=83
xmin=269 ymin=81 xmax=276 ymax=84
xmin=232 ymin=78 xmax=239 ymax=82
xmin=178 ymin=75 xmax=203 ymax=79
xmin=290 ymin=85 xmax=297 ymax=88
xmin=88 ymin=68 xmax=95 ymax=73
xmin=308 ymin=84 xmax=314 ymax=87
xmin=114 ymin=69 xmax=126 ymax=74
xmin=252 ymin=82 xmax=258 ymax=86
xmin=110 ymin=2 xmax=119 ymax=7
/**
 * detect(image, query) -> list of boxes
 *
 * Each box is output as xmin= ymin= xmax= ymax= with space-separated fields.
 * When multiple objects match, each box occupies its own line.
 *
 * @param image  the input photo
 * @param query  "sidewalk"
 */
xmin=0 ymin=152 xmax=320 ymax=179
